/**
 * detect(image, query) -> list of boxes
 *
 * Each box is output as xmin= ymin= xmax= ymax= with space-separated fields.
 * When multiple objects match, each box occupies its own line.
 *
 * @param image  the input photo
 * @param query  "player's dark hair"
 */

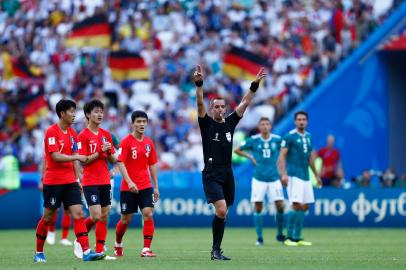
xmin=258 ymin=117 xmax=271 ymax=124
xmin=55 ymin=99 xmax=76 ymax=118
xmin=84 ymin=99 xmax=104 ymax=120
xmin=294 ymin=110 xmax=308 ymax=120
xmin=131 ymin=110 xmax=149 ymax=123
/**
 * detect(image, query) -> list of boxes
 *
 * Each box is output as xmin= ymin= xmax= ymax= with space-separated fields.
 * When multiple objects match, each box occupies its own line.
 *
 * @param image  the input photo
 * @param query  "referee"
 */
xmin=194 ymin=65 xmax=266 ymax=260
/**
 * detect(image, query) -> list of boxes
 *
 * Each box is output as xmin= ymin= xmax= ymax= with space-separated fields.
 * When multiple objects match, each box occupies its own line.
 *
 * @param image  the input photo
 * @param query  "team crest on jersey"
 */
xmin=48 ymin=137 xmax=56 ymax=145
xmin=102 ymin=136 xmax=107 ymax=144
xmin=121 ymin=203 xmax=127 ymax=212
xmin=91 ymin=195 xmax=97 ymax=203
xmin=77 ymin=142 xmax=82 ymax=150
xmin=264 ymin=142 xmax=269 ymax=149
xmin=225 ymin=132 xmax=231 ymax=142
xmin=50 ymin=197 xmax=56 ymax=206
xmin=145 ymin=144 xmax=151 ymax=157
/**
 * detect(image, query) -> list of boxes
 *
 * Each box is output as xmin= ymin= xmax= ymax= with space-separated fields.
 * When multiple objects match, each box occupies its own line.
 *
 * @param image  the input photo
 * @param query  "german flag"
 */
xmin=109 ymin=51 xmax=150 ymax=81
xmin=22 ymin=94 xmax=49 ymax=129
xmin=65 ymin=14 xmax=111 ymax=49
xmin=223 ymin=46 xmax=268 ymax=81
xmin=2 ymin=52 xmax=44 ymax=80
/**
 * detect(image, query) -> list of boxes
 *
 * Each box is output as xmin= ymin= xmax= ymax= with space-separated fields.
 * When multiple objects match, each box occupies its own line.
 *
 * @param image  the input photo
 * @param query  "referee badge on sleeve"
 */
xmin=226 ymin=132 xmax=231 ymax=142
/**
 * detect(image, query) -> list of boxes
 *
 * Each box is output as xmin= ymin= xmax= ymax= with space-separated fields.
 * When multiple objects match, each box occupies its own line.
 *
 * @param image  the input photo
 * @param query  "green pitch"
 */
xmin=0 ymin=228 xmax=405 ymax=270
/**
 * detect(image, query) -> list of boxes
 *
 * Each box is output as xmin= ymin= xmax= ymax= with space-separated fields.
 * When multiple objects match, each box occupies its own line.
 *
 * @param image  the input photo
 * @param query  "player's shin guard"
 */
xmin=74 ymin=218 xmax=90 ymax=252
xmin=212 ymin=215 xmax=226 ymax=250
xmin=143 ymin=219 xmax=154 ymax=248
xmin=286 ymin=210 xmax=297 ymax=239
xmin=95 ymin=221 xmax=107 ymax=253
xmin=115 ymin=220 xmax=128 ymax=245
xmin=61 ymin=212 xmax=71 ymax=239
xmin=85 ymin=217 xmax=96 ymax=232
xmin=276 ymin=211 xmax=285 ymax=236
xmin=36 ymin=217 xmax=50 ymax=252
xmin=253 ymin=212 xmax=263 ymax=240
xmin=293 ymin=210 xmax=305 ymax=240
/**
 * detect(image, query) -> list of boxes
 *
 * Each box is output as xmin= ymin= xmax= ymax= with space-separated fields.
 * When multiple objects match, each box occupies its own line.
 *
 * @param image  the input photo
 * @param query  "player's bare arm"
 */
xmin=234 ymin=147 xmax=257 ymax=166
xmin=51 ymin=152 xmax=87 ymax=163
xmin=117 ymin=161 xmax=138 ymax=193
xmin=309 ymin=152 xmax=322 ymax=188
xmin=194 ymin=65 xmax=206 ymax=118
xmin=278 ymin=147 xmax=289 ymax=186
xmin=149 ymin=164 xmax=159 ymax=202
xmin=235 ymin=67 xmax=266 ymax=117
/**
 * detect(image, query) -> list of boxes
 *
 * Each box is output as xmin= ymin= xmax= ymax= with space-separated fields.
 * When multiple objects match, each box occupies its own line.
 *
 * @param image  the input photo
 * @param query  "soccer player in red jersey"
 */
xmin=114 ymin=110 xmax=159 ymax=257
xmin=74 ymin=99 xmax=116 ymax=259
xmin=34 ymin=99 xmax=106 ymax=263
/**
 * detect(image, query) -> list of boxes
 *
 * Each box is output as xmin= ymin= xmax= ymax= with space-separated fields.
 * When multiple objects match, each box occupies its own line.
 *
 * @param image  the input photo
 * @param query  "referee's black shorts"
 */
xmin=43 ymin=182 xmax=82 ymax=210
xmin=202 ymin=165 xmax=235 ymax=206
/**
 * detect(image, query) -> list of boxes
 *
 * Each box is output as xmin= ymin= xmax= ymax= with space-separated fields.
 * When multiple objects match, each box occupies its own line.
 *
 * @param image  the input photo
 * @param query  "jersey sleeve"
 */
xmin=45 ymin=128 xmax=60 ymax=153
xmin=77 ymin=132 xmax=87 ymax=156
xmin=197 ymin=113 xmax=210 ymax=130
xmin=226 ymin=111 xmax=242 ymax=130
xmin=239 ymin=137 xmax=253 ymax=151
xmin=117 ymin=139 xmax=127 ymax=162
xmin=148 ymin=141 xmax=158 ymax=165
xmin=281 ymin=134 xmax=291 ymax=149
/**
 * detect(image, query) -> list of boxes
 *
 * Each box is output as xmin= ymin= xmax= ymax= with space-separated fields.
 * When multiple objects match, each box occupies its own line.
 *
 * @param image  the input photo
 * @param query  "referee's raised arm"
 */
xmin=194 ymin=65 xmax=206 ymax=118
xmin=235 ymin=67 xmax=266 ymax=117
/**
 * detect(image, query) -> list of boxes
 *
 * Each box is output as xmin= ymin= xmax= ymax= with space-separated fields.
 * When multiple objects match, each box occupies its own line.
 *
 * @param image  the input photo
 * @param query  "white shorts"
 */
xmin=251 ymin=178 xmax=284 ymax=203
xmin=287 ymin=176 xmax=315 ymax=205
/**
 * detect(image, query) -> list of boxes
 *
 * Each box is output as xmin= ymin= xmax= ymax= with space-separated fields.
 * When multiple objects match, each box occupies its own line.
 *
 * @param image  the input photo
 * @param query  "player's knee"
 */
xmin=100 ymin=213 xmax=109 ymax=222
xmin=292 ymin=203 xmax=301 ymax=211
xmin=302 ymin=204 xmax=310 ymax=211
xmin=216 ymin=208 xmax=227 ymax=218
xmin=121 ymin=215 xmax=132 ymax=225
xmin=142 ymin=210 xmax=154 ymax=221
xmin=71 ymin=210 xmax=84 ymax=219
xmin=92 ymin=213 xmax=102 ymax=223
xmin=275 ymin=201 xmax=284 ymax=212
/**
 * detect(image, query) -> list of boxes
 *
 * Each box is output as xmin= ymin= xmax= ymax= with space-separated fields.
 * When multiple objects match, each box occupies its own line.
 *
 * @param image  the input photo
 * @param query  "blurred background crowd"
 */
xmin=0 ymin=0 xmax=401 ymax=186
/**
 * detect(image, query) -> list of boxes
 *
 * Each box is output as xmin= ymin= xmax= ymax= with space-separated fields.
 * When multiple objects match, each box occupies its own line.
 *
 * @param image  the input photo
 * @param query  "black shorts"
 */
xmin=83 ymin=184 xmax=112 ymax=207
xmin=120 ymin=188 xmax=154 ymax=214
xmin=202 ymin=167 xmax=235 ymax=206
xmin=43 ymin=182 xmax=82 ymax=210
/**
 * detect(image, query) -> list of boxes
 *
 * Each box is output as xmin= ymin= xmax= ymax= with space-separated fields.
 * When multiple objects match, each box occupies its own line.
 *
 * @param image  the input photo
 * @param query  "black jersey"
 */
xmin=198 ymin=112 xmax=241 ymax=167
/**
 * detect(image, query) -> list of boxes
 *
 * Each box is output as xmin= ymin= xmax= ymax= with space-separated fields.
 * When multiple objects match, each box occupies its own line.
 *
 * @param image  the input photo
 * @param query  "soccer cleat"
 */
xmin=211 ymin=249 xmax=231 ymax=260
xmin=82 ymin=250 xmax=106 ymax=261
xmin=276 ymin=235 xmax=286 ymax=242
xmin=34 ymin=252 xmax=47 ymax=263
xmin=296 ymin=239 xmax=312 ymax=246
xmin=73 ymin=239 xmax=83 ymax=259
xmin=46 ymin=231 xmax=56 ymax=245
xmin=284 ymin=238 xmax=299 ymax=247
xmin=114 ymin=246 xmax=123 ymax=257
xmin=140 ymin=247 xmax=156 ymax=257
xmin=255 ymin=238 xmax=264 ymax=246
xmin=60 ymin=238 xmax=73 ymax=246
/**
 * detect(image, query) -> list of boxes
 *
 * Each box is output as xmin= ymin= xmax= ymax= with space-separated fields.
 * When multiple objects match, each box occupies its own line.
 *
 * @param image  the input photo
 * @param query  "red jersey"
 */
xmin=77 ymin=127 xmax=115 ymax=186
xmin=318 ymin=147 xmax=340 ymax=179
xmin=43 ymin=124 xmax=77 ymax=185
xmin=117 ymin=134 xmax=158 ymax=191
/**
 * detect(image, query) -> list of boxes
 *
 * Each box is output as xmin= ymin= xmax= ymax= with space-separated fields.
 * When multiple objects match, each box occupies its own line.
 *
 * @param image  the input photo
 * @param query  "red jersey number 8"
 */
xmin=132 ymin=149 xmax=137 ymax=159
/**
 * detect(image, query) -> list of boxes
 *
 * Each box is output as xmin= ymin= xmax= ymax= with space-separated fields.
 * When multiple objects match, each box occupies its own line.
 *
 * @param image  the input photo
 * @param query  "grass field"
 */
xmin=0 ymin=228 xmax=405 ymax=270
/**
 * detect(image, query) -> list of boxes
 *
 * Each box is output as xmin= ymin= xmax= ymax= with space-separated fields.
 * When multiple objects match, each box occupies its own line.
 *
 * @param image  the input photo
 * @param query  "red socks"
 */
xmin=115 ymin=220 xmax=128 ymax=244
xmin=74 ymin=218 xmax=90 ymax=251
xmin=85 ymin=217 xmax=95 ymax=232
xmin=48 ymin=212 xmax=58 ymax=232
xmin=61 ymin=212 xmax=71 ymax=239
xmin=35 ymin=217 xmax=50 ymax=252
xmin=143 ymin=219 xmax=154 ymax=248
xmin=95 ymin=221 xmax=107 ymax=253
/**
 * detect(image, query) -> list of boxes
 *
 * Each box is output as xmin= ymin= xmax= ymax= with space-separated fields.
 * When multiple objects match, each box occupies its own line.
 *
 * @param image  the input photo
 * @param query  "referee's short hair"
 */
xmin=209 ymin=96 xmax=226 ymax=108
xmin=56 ymin=99 xmax=76 ymax=118
xmin=131 ymin=110 xmax=149 ymax=123
xmin=84 ymin=99 xmax=104 ymax=120
xmin=294 ymin=110 xmax=308 ymax=120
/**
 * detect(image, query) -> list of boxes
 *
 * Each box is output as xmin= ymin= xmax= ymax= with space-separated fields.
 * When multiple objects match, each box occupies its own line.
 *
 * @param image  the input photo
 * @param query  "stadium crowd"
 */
xmin=0 ymin=0 xmax=395 ymax=172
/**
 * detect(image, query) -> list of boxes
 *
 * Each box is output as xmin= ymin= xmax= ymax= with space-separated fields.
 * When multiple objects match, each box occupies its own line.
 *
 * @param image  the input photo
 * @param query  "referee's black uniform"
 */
xmin=198 ymin=111 xmax=241 ymax=206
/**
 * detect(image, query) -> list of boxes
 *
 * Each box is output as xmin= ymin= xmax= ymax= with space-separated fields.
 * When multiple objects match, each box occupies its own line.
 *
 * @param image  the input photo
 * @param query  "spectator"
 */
xmin=380 ymin=167 xmax=397 ymax=187
xmin=317 ymin=135 xmax=344 ymax=187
